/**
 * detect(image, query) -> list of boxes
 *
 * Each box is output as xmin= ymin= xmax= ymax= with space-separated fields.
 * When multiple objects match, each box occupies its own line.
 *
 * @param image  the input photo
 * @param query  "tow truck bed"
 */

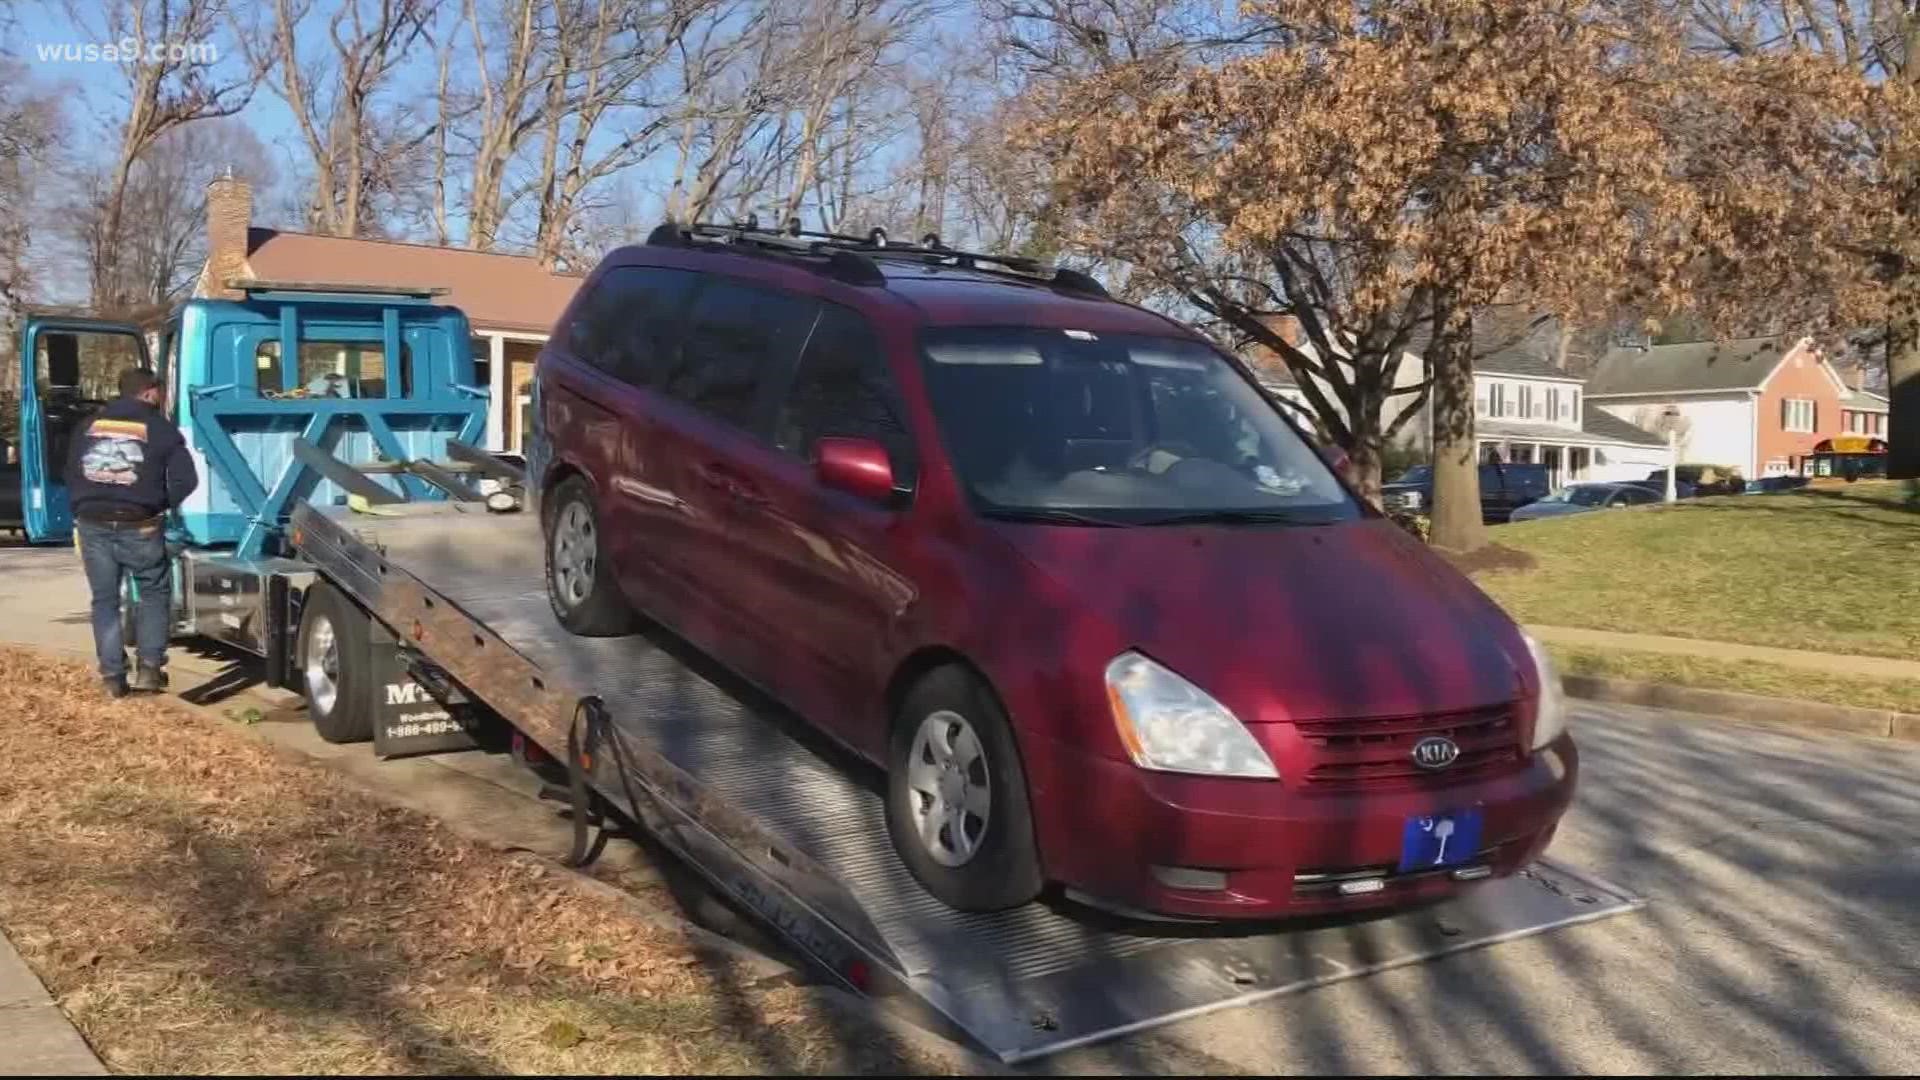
xmin=290 ymin=501 xmax=1642 ymax=1063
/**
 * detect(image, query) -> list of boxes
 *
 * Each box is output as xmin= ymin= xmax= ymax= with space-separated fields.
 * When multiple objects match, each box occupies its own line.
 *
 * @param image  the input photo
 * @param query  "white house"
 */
xmin=1585 ymin=335 xmax=1854 ymax=479
xmin=1249 ymin=317 xmax=1668 ymax=486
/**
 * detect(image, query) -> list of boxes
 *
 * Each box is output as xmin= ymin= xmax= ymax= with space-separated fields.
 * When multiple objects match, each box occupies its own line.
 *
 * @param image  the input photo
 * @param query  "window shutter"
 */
xmin=1780 ymin=399 xmax=1789 ymax=430
xmin=1812 ymin=402 xmax=1819 ymax=432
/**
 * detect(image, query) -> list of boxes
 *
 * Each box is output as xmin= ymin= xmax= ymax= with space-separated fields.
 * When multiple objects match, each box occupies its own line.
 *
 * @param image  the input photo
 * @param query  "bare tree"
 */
xmin=462 ymin=0 xmax=553 ymax=249
xmin=528 ymin=0 xmax=716 ymax=266
xmin=242 ymin=0 xmax=431 ymax=237
xmin=74 ymin=0 xmax=260 ymax=311
xmin=65 ymin=119 xmax=276 ymax=321
xmin=0 ymin=60 xmax=61 ymax=406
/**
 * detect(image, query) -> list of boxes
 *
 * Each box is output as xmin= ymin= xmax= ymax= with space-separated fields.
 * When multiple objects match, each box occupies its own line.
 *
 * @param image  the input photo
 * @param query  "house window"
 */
xmin=1476 ymin=390 xmax=1489 ymax=417
xmin=1571 ymin=389 xmax=1580 ymax=420
xmin=1547 ymin=387 xmax=1562 ymax=422
xmin=1518 ymin=384 xmax=1534 ymax=419
xmin=1782 ymin=398 xmax=1816 ymax=433
xmin=1488 ymin=383 xmax=1506 ymax=417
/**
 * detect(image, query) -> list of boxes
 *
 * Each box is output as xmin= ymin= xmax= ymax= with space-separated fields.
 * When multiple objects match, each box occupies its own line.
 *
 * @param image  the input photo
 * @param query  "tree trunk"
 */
xmin=1887 ymin=276 xmax=1920 ymax=482
xmin=1427 ymin=304 xmax=1486 ymax=552
xmin=1345 ymin=427 xmax=1384 ymax=508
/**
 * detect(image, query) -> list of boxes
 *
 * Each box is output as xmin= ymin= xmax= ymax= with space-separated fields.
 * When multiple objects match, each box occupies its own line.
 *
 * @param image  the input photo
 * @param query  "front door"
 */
xmin=1541 ymin=445 xmax=1564 ymax=488
xmin=722 ymin=301 xmax=919 ymax=757
xmin=14 ymin=318 xmax=151 ymax=542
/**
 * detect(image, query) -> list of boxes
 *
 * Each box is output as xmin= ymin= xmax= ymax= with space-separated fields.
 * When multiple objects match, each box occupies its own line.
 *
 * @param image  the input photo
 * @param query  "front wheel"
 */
xmin=297 ymin=582 xmax=375 ymax=744
xmin=885 ymin=666 xmax=1043 ymax=911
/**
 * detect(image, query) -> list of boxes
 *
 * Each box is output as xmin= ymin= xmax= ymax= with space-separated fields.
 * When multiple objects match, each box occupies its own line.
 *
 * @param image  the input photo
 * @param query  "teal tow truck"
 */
xmin=5 ymin=280 xmax=524 ymax=752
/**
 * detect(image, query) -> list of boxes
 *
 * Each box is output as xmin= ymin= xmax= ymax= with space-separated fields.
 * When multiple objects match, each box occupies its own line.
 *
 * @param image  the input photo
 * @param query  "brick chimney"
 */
xmin=202 ymin=170 xmax=252 ymax=300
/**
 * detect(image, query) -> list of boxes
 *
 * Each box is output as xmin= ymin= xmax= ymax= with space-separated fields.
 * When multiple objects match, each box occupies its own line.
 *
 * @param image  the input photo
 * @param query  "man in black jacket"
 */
xmin=64 ymin=367 xmax=198 ymax=697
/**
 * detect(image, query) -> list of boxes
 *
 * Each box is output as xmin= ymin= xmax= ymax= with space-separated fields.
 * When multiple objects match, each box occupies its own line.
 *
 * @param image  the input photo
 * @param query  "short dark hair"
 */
xmin=118 ymin=367 xmax=162 ymax=399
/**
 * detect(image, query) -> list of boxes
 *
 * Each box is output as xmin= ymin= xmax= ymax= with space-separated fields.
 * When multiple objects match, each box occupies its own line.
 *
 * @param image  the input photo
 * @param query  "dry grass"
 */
xmin=1550 ymin=643 xmax=1920 ymax=716
xmin=0 ymin=645 xmax=953 ymax=1075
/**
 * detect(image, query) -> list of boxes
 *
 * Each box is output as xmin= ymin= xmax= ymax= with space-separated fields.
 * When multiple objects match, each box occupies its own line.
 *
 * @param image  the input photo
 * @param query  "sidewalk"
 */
xmin=0 ymin=929 xmax=105 ymax=1076
xmin=1527 ymin=624 xmax=1920 ymax=682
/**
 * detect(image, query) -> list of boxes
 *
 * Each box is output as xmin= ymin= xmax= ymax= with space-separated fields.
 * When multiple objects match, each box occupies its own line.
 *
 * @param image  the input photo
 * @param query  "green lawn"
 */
xmin=1474 ymin=480 xmax=1920 ymax=661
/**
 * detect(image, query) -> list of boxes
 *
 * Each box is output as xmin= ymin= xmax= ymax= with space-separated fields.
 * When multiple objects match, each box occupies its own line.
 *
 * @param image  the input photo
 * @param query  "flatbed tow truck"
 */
xmin=12 ymin=282 xmax=1641 ymax=1063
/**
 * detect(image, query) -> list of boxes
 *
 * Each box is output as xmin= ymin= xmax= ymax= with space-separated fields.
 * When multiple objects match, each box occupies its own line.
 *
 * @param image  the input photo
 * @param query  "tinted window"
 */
xmin=572 ymin=266 xmax=697 ymax=386
xmin=665 ymin=279 xmax=818 ymax=431
xmin=775 ymin=303 xmax=914 ymax=472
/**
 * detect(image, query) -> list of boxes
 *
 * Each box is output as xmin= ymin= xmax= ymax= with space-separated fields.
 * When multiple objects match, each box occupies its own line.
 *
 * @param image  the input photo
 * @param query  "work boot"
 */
xmin=130 ymin=664 xmax=167 ymax=693
xmin=102 ymin=675 xmax=129 ymax=699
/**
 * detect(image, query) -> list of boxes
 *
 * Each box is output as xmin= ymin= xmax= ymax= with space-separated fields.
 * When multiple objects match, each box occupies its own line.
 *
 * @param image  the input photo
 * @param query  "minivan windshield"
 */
xmin=919 ymin=327 xmax=1359 ymax=525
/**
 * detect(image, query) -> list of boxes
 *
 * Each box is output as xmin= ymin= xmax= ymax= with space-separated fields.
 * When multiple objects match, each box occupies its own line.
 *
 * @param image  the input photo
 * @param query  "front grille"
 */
xmin=1297 ymin=703 xmax=1521 ymax=792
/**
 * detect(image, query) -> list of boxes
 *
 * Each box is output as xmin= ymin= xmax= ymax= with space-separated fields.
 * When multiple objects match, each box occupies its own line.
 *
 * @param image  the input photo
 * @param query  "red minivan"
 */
xmin=534 ymin=224 xmax=1576 ymax=918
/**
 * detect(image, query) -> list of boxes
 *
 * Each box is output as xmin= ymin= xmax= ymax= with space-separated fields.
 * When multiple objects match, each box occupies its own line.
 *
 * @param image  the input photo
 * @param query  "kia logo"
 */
xmin=1411 ymin=735 xmax=1461 ymax=770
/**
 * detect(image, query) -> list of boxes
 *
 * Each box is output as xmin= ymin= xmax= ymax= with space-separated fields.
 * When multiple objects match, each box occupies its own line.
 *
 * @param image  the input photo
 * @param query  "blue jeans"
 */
xmin=76 ymin=518 xmax=171 ymax=679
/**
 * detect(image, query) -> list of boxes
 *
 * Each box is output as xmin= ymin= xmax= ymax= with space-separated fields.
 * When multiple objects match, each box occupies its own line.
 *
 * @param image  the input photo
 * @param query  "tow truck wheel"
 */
xmin=544 ymin=477 xmax=632 ymax=636
xmin=297 ymin=583 xmax=375 ymax=744
xmin=886 ymin=666 xmax=1043 ymax=912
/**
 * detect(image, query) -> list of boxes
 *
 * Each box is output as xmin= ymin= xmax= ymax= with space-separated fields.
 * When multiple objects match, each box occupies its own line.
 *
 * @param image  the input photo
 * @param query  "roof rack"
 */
xmin=646 ymin=218 xmax=1108 ymax=298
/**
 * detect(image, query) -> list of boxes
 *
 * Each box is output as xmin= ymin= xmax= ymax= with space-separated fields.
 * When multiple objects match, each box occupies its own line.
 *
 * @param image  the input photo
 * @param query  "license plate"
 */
xmin=1399 ymin=809 xmax=1484 ymax=873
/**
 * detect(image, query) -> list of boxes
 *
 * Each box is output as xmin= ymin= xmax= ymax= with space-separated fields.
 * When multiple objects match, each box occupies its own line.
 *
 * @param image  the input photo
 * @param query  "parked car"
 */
xmin=1645 ymin=464 xmax=1742 ymax=497
xmin=535 ymin=224 xmax=1577 ymax=920
xmin=1380 ymin=462 xmax=1552 ymax=523
xmin=1743 ymin=474 xmax=1811 ymax=494
xmin=1508 ymin=482 xmax=1662 ymax=522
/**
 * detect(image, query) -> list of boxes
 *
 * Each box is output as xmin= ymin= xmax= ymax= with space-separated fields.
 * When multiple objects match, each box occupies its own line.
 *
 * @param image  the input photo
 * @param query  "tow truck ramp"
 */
xmin=290 ymin=501 xmax=1643 ymax=1063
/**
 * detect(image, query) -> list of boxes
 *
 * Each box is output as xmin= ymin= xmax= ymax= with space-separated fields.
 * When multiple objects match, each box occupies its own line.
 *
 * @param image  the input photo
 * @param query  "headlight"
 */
xmin=1104 ymin=652 xmax=1278 ymax=779
xmin=1523 ymin=633 xmax=1568 ymax=750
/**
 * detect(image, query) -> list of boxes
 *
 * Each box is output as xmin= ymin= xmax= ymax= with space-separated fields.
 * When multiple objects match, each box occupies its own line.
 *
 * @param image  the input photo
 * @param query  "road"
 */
xmin=3 ymin=541 xmax=1916 ymax=1074
xmin=1046 ymin=698 xmax=1920 ymax=1074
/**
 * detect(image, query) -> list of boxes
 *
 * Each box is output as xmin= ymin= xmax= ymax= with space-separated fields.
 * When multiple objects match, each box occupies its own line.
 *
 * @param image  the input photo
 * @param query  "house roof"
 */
xmin=244 ymin=228 xmax=583 ymax=335
xmin=1580 ymin=404 xmax=1669 ymax=447
xmin=1476 ymin=344 xmax=1580 ymax=380
xmin=1841 ymin=387 xmax=1890 ymax=410
xmin=1585 ymin=336 xmax=1794 ymax=397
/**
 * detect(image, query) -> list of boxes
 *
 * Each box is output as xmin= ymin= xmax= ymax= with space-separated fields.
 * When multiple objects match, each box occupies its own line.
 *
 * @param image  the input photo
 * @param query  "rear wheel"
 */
xmin=886 ymin=666 xmax=1043 ymax=911
xmin=544 ymin=477 xmax=632 ymax=636
xmin=297 ymin=582 xmax=375 ymax=744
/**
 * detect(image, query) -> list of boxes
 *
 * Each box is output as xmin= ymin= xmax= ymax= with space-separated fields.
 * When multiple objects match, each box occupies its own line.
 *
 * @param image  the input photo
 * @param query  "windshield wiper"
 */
xmin=980 ymin=507 xmax=1126 ymax=527
xmin=1132 ymin=508 xmax=1340 ymax=527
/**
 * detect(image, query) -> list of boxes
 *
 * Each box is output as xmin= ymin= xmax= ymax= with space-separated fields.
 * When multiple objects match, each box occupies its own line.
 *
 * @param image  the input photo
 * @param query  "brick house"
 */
xmin=1585 ymin=335 xmax=1855 ymax=479
xmin=195 ymin=175 xmax=582 ymax=454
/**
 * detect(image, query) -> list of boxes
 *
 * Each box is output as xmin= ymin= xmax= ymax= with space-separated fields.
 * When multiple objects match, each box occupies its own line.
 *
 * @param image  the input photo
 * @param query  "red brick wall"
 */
xmin=1755 ymin=342 xmax=1842 ymax=473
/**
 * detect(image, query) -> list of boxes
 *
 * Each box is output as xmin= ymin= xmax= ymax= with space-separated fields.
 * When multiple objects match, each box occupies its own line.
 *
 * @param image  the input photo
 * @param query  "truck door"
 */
xmin=14 ymin=317 xmax=151 ymax=542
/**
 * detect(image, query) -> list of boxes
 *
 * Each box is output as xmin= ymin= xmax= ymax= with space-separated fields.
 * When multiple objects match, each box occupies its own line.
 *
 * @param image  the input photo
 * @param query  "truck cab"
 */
xmin=8 ymin=281 xmax=491 ymax=674
xmin=8 ymin=282 xmax=486 ymax=553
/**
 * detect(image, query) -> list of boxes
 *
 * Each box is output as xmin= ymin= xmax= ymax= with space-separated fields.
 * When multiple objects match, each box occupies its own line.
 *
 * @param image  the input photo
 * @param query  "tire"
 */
xmin=296 ymin=582 xmax=376 ymax=744
xmin=544 ymin=476 xmax=632 ymax=636
xmin=886 ymin=666 xmax=1043 ymax=912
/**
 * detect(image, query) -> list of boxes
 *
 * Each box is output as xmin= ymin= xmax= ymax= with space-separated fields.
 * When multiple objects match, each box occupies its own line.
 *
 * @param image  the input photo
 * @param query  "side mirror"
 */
xmin=816 ymin=436 xmax=897 ymax=504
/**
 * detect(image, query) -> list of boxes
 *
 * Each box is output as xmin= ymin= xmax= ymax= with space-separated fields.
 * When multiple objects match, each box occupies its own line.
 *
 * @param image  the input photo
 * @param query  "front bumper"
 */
xmin=1022 ymin=730 xmax=1579 ymax=920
